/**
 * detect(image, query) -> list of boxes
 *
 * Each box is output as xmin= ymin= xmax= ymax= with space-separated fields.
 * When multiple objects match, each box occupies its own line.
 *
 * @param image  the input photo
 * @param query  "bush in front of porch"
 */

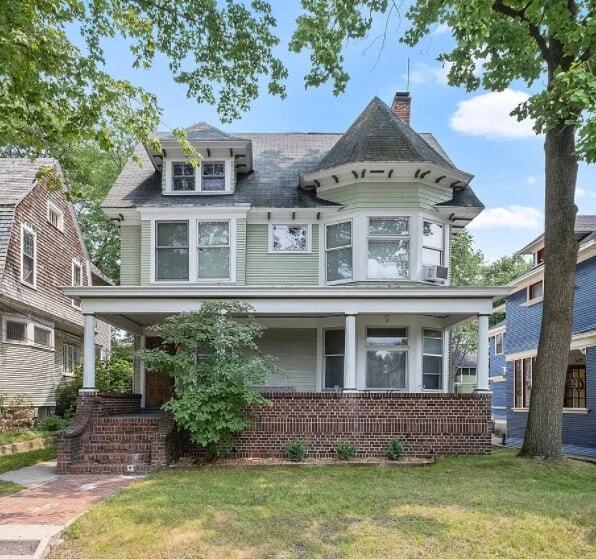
xmin=141 ymin=302 xmax=278 ymax=459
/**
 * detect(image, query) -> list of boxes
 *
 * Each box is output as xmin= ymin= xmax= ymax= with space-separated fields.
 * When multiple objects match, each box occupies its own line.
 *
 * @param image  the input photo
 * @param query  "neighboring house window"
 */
xmin=71 ymin=260 xmax=83 ymax=308
xmin=367 ymin=217 xmax=409 ymax=279
xmin=528 ymin=281 xmax=543 ymax=301
xmin=422 ymin=220 xmax=444 ymax=266
xmin=366 ymin=328 xmax=408 ymax=389
xmin=495 ymin=333 xmax=504 ymax=355
xmin=457 ymin=367 xmax=477 ymax=382
xmin=326 ymin=221 xmax=352 ymax=283
xmin=4 ymin=319 xmax=27 ymax=344
xmin=20 ymin=223 xmax=36 ymax=287
xmin=564 ymin=366 xmax=586 ymax=408
xmin=2 ymin=316 xmax=54 ymax=350
xmin=47 ymin=202 xmax=64 ymax=231
xmin=271 ymin=224 xmax=308 ymax=252
xmin=534 ymin=248 xmax=544 ymax=266
xmin=63 ymin=344 xmax=80 ymax=376
xmin=172 ymin=162 xmax=195 ymax=191
xmin=422 ymin=329 xmax=444 ymax=390
xmin=514 ymin=357 xmax=535 ymax=408
xmin=155 ymin=221 xmax=189 ymax=281
xmin=323 ymin=329 xmax=345 ymax=389
xmin=197 ymin=221 xmax=230 ymax=279
xmin=201 ymin=161 xmax=226 ymax=191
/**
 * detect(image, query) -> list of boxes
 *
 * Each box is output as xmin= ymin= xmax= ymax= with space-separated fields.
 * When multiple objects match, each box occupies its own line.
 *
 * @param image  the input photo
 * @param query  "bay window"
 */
xmin=21 ymin=223 xmax=36 ymax=287
xmin=367 ymin=217 xmax=409 ymax=279
xmin=422 ymin=220 xmax=444 ymax=266
xmin=326 ymin=221 xmax=352 ymax=282
xmin=324 ymin=329 xmax=345 ymax=389
xmin=422 ymin=329 xmax=444 ymax=390
xmin=366 ymin=328 xmax=408 ymax=389
xmin=155 ymin=221 xmax=189 ymax=281
xmin=197 ymin=221 xmax=230 ymax=279
xmin=172 ymin=162 xmax=195 ymax=191
xmin=271 ymin=224 xmax=308 ymax=252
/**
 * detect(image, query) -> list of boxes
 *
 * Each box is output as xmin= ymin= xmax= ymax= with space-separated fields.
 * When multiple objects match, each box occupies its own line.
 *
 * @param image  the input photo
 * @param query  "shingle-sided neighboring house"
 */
xmin=489 ymin=216 xmax=596 ymax=458
xmin=59 ymin=93 xmax=509 ymax=473
xmin=0 ymin=158 xmax=111 ymax=416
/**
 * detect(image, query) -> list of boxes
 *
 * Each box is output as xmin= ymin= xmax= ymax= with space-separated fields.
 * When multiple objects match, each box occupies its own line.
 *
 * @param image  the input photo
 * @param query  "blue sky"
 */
xmin=70 ymin=2 xmax=595 ymax=260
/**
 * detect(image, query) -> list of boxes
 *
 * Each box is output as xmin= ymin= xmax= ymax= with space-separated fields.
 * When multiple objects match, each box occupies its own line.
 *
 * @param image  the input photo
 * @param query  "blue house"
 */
xmin=489 ymin=215 xmax=596 ymax=458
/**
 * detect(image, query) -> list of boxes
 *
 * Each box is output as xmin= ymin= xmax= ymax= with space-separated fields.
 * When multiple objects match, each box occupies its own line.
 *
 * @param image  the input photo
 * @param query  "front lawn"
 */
xmin=0 ymin=428 xmax=53 ymax=446
xmin=0 ymin=447 xmax=57 ymax=474
xmin=53 ymin=449 xmax=595 ymax=559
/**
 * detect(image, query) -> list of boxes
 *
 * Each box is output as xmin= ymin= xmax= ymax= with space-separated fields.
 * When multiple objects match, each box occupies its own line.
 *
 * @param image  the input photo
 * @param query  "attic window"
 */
xmin=172 ymin=162 xmax=196 ymax=191
xmin=47 ymin=202 xmax=64 ymax=231
xmin=201 ymin=162 xmax=225 ymax=191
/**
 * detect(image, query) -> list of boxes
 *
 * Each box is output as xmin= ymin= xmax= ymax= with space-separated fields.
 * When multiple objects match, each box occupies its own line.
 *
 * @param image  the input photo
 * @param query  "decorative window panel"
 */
xmin=272 ymin=225 xmax=308 ymax=252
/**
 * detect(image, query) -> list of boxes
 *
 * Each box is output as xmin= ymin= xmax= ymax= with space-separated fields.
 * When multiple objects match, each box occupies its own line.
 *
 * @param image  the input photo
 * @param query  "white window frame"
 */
xmin=528 ymin=280 xmax=543 ymax=302
xmin=71 ymin=259 xmax=83 ymax=309
xmin=325 ymin=219 xmax=353 ymax=285
xmin=421 ymin=219 xmax=445 ymax=267
xmin=422 ymin=328 xmax=445 ymax=392
xmin=322 ymin=327 xmax=345 ymax=390
xmin=366 ymin=216 xmax=410 ymax=280
xmin=33 ymin=324 xmax=54 ymax=349
xmin=268 ymin=223 xmax=311 ymax=253
xmin=171 ymin=161 xmax=197 ymax=192
xmin=364 ymin=326 xmax=409 ymax=391
xmin=199 ymin=160 xmax=227 ymax=193
xmin=154 ymin=220 xmax=190 ymax=283
xmin=164 ymin=158 xmax=233 ymax=195
xmin=495 ymin=333 xmax=504 ymax=355
xmin=2 ymin=315 xmax=54 ymax=351
xmin=63 ymin=343 xmax=81 ymax=376
xmin=197 ymin=219 xmax=232 ymax=281
xmin=47 ymin=201 xmax=64 ymax=232
xmin=20 ymin=222 xmax=37 ymax=288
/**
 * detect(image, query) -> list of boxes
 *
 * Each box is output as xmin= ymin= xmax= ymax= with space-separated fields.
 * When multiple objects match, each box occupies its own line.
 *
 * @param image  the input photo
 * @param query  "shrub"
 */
xmin=385 ymin=438 xmax=404 ymax=461
xmin=36 ymin=415 xmax=70 ymax=432
xmin=283 ymin=439 xmax=309 ymax=462
xmin=0 ymin=394 xmax=35 ymax=431
xmin=334 ymin=441 xmax=357 ymax=461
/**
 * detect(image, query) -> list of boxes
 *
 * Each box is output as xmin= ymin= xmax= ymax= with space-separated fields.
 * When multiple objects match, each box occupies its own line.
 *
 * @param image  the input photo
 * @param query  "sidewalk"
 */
xmin=0 ymin=460 xmax=138 ymax=558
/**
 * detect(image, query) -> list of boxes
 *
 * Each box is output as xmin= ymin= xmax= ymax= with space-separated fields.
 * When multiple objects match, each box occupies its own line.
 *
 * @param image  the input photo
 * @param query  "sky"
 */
xmin=68 ymin=2 xmax=595 ymax=261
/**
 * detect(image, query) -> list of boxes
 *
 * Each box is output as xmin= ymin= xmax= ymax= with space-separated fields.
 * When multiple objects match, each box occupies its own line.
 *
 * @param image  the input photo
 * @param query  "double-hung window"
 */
xmin=63 ymin=344 xmax=80 ymax=376
xmin=422 ymin=329 xmax=444 ymax=390
xmin=422 ymin=221 xmax=444 ymax=266
xmin=197 ymin=221 xmax=230 ymax=279
xmin=201 ymin=162 xmax=226 ymax=191
xmin=271 ymin=224 xmax=308 ymax=252
xmin=21 ymin=223 xmax=36 ymax=287
xmin=367 ymin=217 xmax=409 ymax=279
xmin=172 ymin=162 xmax=195 ymax=191
xmin=495 ymin=333 xmax=504 ymax=355
xmin=326 ymin=221 xmax=352 ymax=283
xmin=528 ymin=281 xmax=543 ymax=301
xmin=323 ymin=329 xmax=345 ymax=389
xmin=366 ymin=328 xmax=408 ymax=389
xmin=71 ymin=260 xmax=83 ymax=308
xmin=514 ymin=357 xmax=535 ymax=408
xmin=155 ymin=221 xmax=189 ymax=281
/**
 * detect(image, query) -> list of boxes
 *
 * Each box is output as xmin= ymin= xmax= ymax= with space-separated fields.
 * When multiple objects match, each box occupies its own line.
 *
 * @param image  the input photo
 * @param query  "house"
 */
xmin=58 ymin=93 xmax=509 ymax=473
xmin=454 ymin=352 xmax=477 ymax=394
xmin=0 ymin=158 xmax=111 ymax=417
xmin=489 ymin=216 xmax=596 ymax=458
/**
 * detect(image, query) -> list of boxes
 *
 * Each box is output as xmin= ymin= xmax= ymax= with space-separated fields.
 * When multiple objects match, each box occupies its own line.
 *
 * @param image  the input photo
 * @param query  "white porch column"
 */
xmin=344 ymin=313 xmax=357 ymax=390
xmin=139 ymin=335 xmax=146 ymax=408
xmin=475 ymin=314 xmax=490 ymax=392
xmin=80 ymin=313 xmax=98 ymax=394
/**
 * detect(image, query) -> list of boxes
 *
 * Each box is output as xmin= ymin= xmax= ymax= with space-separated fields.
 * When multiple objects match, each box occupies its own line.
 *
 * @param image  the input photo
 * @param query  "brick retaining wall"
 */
xmin=232 ymin=392 xmax=491 ymax=458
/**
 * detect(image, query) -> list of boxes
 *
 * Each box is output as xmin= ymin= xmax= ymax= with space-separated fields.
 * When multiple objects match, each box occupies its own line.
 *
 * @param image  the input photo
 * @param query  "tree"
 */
xmin=1 ymin=0 xmax=287 ymax=167
xmin=291 ymin=0 xmax=594 ymax=459
xmin=141 ymin=302 xmax=278 ymax=457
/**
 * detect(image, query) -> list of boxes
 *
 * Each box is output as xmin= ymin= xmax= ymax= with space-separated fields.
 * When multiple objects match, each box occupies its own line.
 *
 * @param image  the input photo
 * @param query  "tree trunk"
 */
xmin=520 ymin=124 xmax=578 ymax=459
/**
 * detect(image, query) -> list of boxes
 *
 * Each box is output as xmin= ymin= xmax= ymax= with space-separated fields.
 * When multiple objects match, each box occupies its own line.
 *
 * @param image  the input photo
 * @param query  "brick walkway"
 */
xmin=0 ymin=474 xmax=137 ymax=525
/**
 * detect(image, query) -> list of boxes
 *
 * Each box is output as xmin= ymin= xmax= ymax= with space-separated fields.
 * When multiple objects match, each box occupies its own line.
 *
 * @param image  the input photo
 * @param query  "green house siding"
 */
xmin=258 ymin=328 xmax=317 ymax=391
xmin=120 ymin=225 xmax=141 ymax=285
xmin=319 ymin=182 xmax=451 ymax=210
xmin=235 ymin=218 xmax=246 ymax=285
xmin=140 ymin=220 xmax=151 ymax=285
xmin=245 ymin=224 xmax=320 ymax=285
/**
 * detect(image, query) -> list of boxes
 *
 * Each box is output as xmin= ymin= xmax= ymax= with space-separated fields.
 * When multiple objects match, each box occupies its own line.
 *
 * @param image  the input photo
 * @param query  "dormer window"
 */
xmin=172 ymin=163 xmax=196 ymax=191
xmin=201 ymin=161 xmax=225 ymax=191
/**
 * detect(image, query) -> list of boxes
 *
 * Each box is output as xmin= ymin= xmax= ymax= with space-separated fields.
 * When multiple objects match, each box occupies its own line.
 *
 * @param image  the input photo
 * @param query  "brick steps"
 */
xmin=69 ymin=462 xmax=153 ymax=474
xmin=81 ymin=452 xmax=151 ymax=464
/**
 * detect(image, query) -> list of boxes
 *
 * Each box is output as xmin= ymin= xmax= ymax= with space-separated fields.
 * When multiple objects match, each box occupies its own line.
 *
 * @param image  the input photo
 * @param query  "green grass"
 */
xmin=0 ymin=480 xmax=22 ymax=496
xmin=52 ymin=449 xmax=595 ymax=559
xmin=0 ymin=428 xmax=53 ymax=445
xmin=0 ymin=447 xmax=57 ymax=474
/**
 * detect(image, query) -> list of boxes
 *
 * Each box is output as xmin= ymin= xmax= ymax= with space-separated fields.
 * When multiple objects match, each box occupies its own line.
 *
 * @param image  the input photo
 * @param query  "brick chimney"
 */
xmin=391 ymin=91 xmax=411 ymax=125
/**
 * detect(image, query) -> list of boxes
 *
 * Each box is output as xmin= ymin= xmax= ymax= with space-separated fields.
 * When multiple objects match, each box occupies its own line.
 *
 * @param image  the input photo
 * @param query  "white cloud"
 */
xmin=432 ymin=62 xmax=453 ymax=85
xmin=450 ymin=89 xmax=536 ymax=139
xmin=576 ymin=186 xmax=596 ymax=198
xmin=527 ymin=175 xmax=537 ymax=185
xmin=469 ymin=206 xmax=543 ymax=230
xmin=403 ymin=69 xmax=427 ymax=85
xmin=434 ymin=23 xmax=451 ymax=35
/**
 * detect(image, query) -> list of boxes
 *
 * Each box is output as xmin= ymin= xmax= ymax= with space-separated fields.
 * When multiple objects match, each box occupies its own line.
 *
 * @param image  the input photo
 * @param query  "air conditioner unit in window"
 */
xmin=423 ymin=265 xmax=449 ymax=284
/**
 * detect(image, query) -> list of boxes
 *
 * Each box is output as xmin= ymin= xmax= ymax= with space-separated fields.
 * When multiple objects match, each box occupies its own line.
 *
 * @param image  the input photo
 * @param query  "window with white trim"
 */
xmin=422 ymin=220 xmax=444 ymax=266
xmin=63 ymin=344 xmax=80 ymax=376
xmin=172 ymin=162 xmax=196 ymax=191
xmin=47 ymin=201 xmax=64 ymax=231
xmin=197 ymin=221 xmax=230 ymax=279
xmin=323 ymin=329 xmax=345 ymax=389
xmin=326 ymin=221 xmax=352 ymax=283
xmin=33 ymin=325 xmax=52 ymax=348
xmin=528 ymin=281 xmax=543 ymax=301
xmin=4 ymin=319 xmax=27 ymax=344
xmin=71 ymin=260 xmax=83 ymax=308
xmin=495 ymin=333 xmax=504 ymax=355
xmin=366 ymin=328 xmax=408 ymax=389
xmin=271 ymin=224 xmax=308 ymax=252
xmin=155 ymin=221 xmax=189 ymax=281
xmin=422 ymin=329 xmax=444 ymax=390
xmin=21 ymin=223 xmax=36 ymax=287
xmin=201 ymin=161 xmax=226 ymax=191
xmin=2 ymin=316 xmax=54 ymax=350
xmin=367 ymin=217 xmax=409 ymax=279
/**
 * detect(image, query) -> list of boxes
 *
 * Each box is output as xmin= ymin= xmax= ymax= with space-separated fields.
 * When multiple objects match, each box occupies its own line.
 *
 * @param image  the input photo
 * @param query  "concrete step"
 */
xmin=81 ymin=452 xmax=151 ymax=464
xmin=69 ymin=462 xmax=153 ymax=474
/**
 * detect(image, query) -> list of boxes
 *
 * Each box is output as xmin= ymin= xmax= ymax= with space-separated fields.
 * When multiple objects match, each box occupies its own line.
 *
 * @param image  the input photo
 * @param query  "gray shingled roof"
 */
xmin=436 ymin=185 xmax=484 ymax=209
xmin=313 ymin=97 xmax=455 ymax=172
xmin=575 ymin=215 xmax=596 ymax=235
xmin=158 ymin=122 xmax=247 ymax=143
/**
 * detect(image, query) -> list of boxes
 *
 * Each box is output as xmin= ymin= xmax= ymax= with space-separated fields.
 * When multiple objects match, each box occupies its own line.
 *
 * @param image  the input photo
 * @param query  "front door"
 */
xmin=144 ymin=336 xmax=175 ymax=409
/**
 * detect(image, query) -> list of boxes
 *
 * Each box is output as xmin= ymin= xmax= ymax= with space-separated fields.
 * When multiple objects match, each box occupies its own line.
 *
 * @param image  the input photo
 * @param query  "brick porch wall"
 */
xmin=231 ymin=392 xmax=491 ymax=458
